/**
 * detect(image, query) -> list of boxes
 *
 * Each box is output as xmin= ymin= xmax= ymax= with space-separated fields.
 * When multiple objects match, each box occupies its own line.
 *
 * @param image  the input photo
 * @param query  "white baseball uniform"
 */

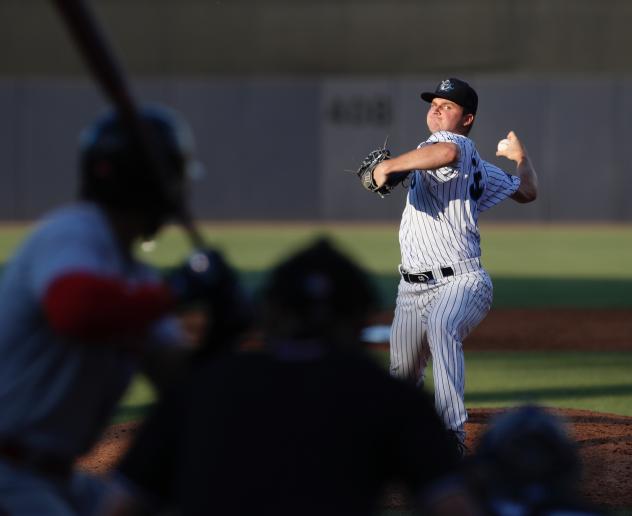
xmin=389 ymin=130 xmax=520 ymax=443
xmin=0 ymin=201 xmax=182 ymax=515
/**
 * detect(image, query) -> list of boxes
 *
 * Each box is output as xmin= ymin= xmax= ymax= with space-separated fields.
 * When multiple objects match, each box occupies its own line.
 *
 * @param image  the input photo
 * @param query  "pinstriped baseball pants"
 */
xmin=389 ymin=269 xmax=493 ymax=442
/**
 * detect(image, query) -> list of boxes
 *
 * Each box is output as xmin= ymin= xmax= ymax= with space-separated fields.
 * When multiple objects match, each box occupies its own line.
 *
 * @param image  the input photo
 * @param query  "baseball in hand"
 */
xmin=497 ymin=139 xmax=510 ymax=152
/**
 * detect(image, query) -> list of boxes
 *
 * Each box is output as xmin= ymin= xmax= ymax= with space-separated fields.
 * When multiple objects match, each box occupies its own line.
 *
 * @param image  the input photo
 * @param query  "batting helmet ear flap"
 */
xmin=78 ymin=104 xmax=195 ymax=221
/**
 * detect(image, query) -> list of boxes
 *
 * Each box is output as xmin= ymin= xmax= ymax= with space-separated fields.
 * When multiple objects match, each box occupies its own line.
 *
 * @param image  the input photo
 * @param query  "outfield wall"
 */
xmin=1 ymin=76 xmax=631 ymax=222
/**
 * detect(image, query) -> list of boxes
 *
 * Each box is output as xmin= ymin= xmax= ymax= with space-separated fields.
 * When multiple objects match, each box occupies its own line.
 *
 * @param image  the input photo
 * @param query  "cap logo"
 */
xmin=439 ymin=80 xmax=454 ymax=92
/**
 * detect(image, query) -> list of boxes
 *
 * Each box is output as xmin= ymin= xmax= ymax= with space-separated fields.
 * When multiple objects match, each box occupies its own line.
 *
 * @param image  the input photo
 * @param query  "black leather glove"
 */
xmin=356 ymin=147 xmax=409 ymax=198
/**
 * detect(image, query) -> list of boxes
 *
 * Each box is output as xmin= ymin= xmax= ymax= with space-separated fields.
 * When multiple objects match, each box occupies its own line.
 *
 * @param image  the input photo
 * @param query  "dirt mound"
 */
xmin=77 ymin=407 xmax=632 ymax=511
xmin=76 ymin=421 xmax=138 ymax=475
xmin=369 ymin=308 xmax=632 ymax=351
xmin=466 ymin=308 xmax=632 ymax=351
xmin=466 ymin=408 xmax=632 ymax=510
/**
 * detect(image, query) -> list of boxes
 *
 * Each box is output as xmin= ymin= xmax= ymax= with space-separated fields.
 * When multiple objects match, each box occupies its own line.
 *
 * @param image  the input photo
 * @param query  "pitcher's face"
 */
xmin=426 ymin=98 xmax=473 ymax=135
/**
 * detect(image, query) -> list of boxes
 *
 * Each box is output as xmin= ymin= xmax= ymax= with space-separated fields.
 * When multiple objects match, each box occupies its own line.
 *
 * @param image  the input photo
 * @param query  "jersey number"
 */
xmin=469 ymin=171 xmax=484 ymax=201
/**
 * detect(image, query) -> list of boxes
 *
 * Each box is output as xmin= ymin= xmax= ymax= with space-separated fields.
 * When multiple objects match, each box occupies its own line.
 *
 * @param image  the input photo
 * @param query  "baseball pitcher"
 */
xmin=356 ymin=77 xmax=538 ymax=454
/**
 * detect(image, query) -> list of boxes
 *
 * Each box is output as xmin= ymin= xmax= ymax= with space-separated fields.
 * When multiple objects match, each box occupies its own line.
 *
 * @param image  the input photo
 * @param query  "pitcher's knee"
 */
xmin=390 ymin=363 xmax=422 ymax=385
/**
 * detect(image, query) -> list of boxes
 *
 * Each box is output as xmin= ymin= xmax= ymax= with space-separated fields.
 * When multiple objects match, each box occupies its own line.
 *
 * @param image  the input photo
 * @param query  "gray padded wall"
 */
xmin=0 ymin=76 xmax=630 ymax=222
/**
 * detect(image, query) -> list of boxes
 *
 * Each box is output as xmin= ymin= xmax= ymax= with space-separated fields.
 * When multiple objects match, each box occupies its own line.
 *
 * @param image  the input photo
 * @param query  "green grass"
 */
xmin=464 ymin=351 xmax=632 ymax=415
xmin=116 ymin=350 xmax=632 ymax=423
xmin=480 ymin=225 xmax=632 ymax=279
xmin=490 ymin=277 xmax=632 ymax=308
xmin=371 ymin=349 xmax=632 ymax=416
xmin=0 ymin=225 xmax=36 ymax=260
xmin=4 ymin=222 xmax=632 ymax=278
xmin=3 ymin=222 xmax=632 ymax=308
xmin=135 ymin=222 xmax=632 ymax=308
xmin=113 ymin=374 xmax=157 ymax=424
xmin=134 ymin=222 xmax=632 ymax=277
xmin=134 ymin=223 xmax=402 ymax=273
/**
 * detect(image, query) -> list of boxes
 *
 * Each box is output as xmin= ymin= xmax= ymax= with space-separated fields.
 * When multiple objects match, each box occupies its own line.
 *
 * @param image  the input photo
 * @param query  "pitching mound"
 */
xmin=77 ymin=407 xmax=632 ymax=511
xmin=466 ymin=408 xmax=632 ymax=510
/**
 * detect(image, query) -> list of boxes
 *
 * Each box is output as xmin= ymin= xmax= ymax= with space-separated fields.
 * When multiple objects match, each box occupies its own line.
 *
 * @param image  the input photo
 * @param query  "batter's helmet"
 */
xmin=79 ymin=105 xmax=196 ymax=222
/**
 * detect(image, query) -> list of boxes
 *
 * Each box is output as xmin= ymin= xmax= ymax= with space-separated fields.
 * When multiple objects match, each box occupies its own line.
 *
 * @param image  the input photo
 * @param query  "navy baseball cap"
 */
xmin=421 ymin=78 xmax=478 ymax=114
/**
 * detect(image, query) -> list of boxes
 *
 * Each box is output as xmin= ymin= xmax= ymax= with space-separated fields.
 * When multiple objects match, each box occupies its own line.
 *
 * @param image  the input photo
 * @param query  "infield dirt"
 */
xmin=78 ymin=308 xmax=632 ymax=511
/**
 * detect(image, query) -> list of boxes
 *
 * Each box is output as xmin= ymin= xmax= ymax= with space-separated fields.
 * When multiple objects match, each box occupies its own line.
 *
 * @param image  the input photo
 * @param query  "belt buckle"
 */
xmin=403 ymin=271 xmax=432 ymax=283
xmin=415 ymin=272 xmax=431 ymax=283
xmin=400 ymin=266 xmax=434 ymax=284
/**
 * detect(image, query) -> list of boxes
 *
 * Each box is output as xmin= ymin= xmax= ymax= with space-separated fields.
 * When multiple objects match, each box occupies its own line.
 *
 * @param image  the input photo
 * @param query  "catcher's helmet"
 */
xmin=476 ymin=405 xmax=581 ymax=504
xmin=261 ymin=238 xmax=377 ymax=342
xmin=79 ymin=105 xmax=195 ymax=223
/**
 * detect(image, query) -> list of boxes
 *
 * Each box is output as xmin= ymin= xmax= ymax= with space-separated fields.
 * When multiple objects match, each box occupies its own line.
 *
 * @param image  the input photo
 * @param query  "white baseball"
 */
xmin=497 ymin=139 xmax=510 ymax=152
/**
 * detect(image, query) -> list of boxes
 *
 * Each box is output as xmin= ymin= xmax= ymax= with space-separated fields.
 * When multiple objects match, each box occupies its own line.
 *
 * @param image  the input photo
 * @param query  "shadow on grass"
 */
xmin=1 ymin=265 xmax=631 ymax=309
xmin=113 ymin=403 xmax=155 ymax=423
xmin=491 ymin=277 xmax=632 ymax=309
xmin=467 ymin=383 xmax=632 ymax=404
xmin=238 ymin=271 xmax=632 ymax=309
xmin=117 ymin=385 xmax=632 ymax=424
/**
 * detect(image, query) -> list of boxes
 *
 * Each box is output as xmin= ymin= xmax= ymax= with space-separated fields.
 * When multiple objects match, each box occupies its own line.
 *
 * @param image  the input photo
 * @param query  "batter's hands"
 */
xmin=165 ymin=248 xmax=254 ymax=348
xmin=496 ymin=131 xmax=526 ymax=163
xmin=166 ymin=248 xmax=233 ymax=306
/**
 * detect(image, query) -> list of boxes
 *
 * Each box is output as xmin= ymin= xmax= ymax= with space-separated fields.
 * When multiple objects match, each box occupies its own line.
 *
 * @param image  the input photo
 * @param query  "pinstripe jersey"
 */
xmin=399 ymin=131 xmax=520 ymax=271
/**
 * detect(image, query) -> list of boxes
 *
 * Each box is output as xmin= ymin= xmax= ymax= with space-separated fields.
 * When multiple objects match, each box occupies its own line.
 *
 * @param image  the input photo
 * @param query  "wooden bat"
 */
xmin=51 ymin=0 xmax=206 ymax=250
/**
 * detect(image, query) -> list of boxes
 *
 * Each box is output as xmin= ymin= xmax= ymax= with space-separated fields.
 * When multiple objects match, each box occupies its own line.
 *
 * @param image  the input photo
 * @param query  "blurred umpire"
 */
xmin=103 ymin=239 xmax=462 ymax=516
xmin=0 ymin=105 xmax=249 ymax=515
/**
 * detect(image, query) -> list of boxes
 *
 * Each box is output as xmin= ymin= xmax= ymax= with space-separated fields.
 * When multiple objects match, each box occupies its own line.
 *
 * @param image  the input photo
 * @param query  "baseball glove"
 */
xmin=356 ymin=147 xmax=409 ymax=198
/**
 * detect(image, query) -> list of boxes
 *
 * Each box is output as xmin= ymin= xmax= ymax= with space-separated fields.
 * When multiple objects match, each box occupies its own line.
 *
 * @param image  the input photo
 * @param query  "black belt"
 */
xmin=401 ymin=266 xmax=454 ymax=284
xmin=0 ymin=439 xmax=72 ymax=478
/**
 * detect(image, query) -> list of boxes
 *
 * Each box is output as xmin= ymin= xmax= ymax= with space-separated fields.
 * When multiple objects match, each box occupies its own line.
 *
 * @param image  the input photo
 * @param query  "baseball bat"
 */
xmin=51 ymin=0 xmax=206 ymax=250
